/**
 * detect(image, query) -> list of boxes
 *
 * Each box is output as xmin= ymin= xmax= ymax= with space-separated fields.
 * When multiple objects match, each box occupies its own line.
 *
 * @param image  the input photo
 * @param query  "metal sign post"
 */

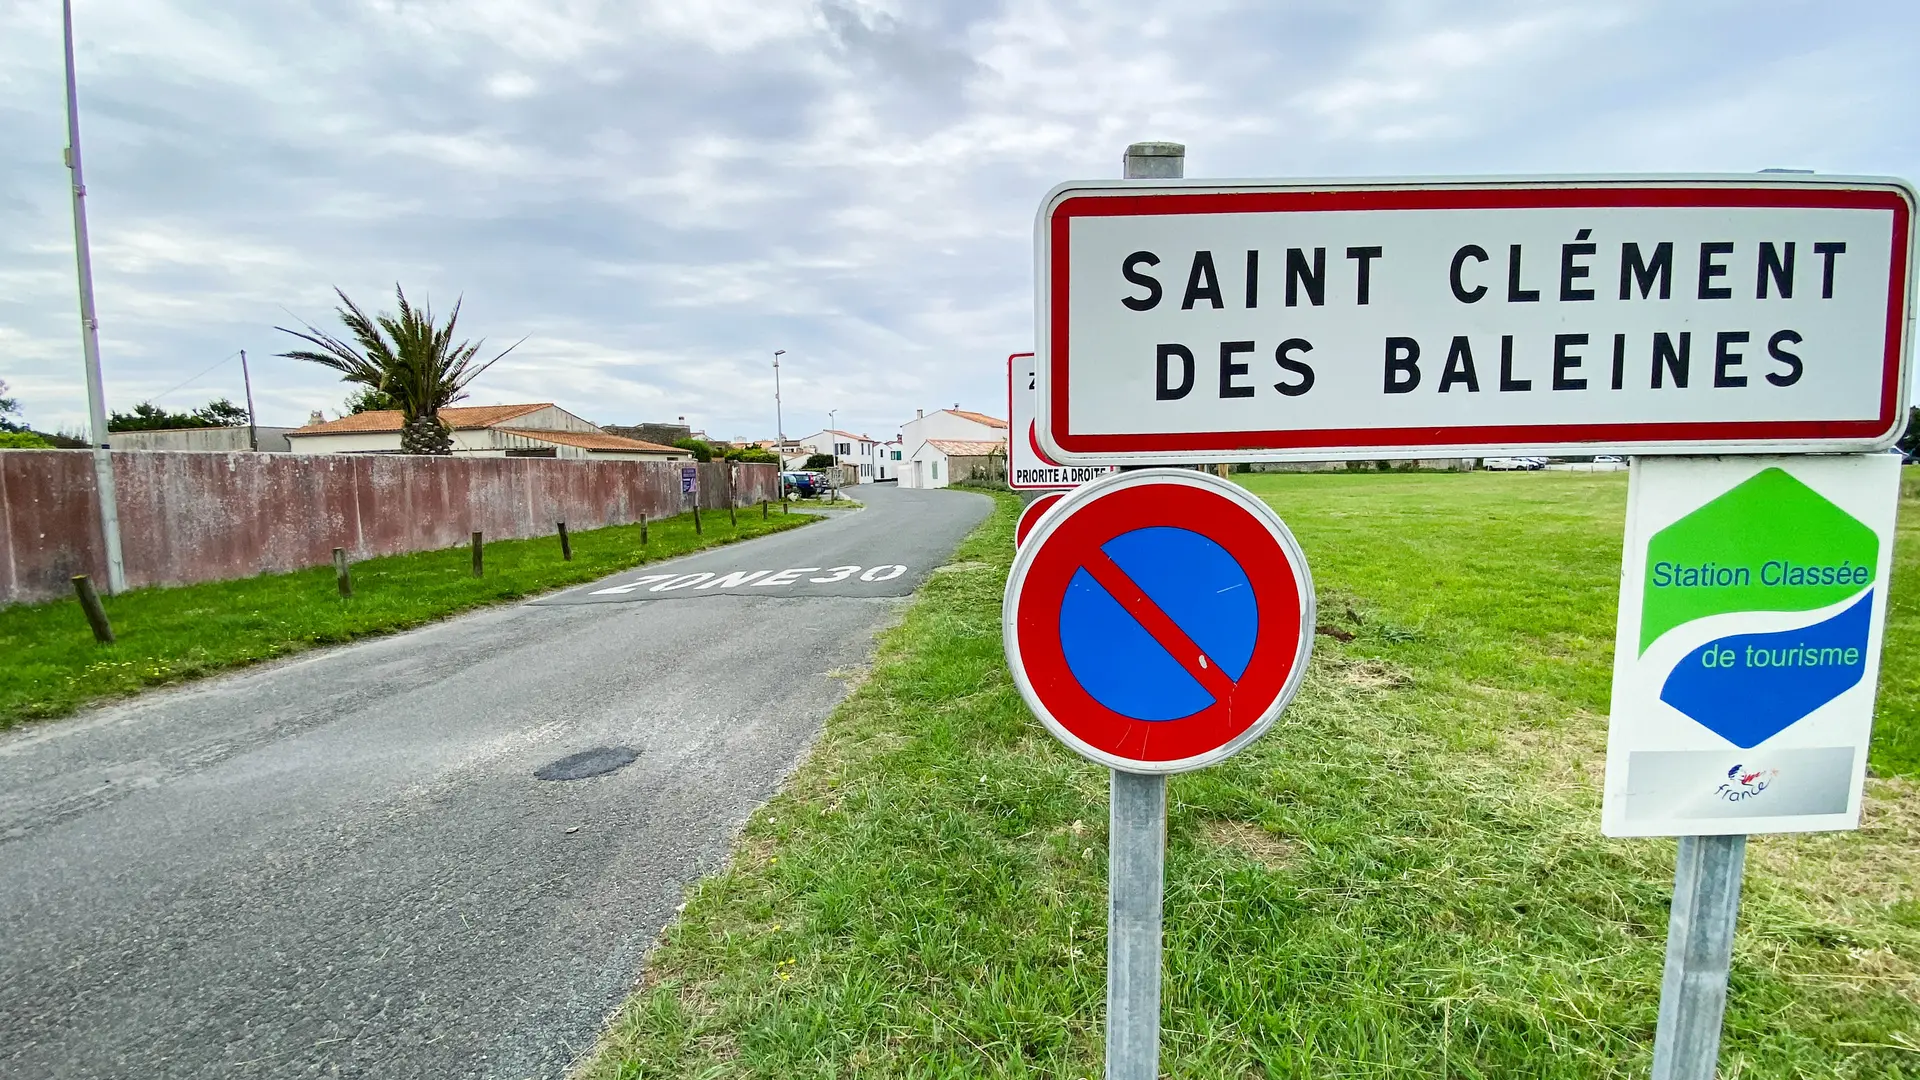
xmin=1003 ymin=468 xmax=1313 ymax=1079
xmin=1652 ymin=834 xmax=1746 ymax=1080
xmin=1106 ymin=143 xmax=1181 ymax=1080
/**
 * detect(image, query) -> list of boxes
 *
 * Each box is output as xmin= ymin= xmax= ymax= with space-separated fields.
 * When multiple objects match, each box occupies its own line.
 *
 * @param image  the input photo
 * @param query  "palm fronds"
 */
xmin=275 ymin=285 xmax=525 ymax=454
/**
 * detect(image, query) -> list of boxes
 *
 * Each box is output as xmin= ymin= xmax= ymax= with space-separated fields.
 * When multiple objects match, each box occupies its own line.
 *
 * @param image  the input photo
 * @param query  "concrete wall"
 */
xmin=0 ymin=450 xmax=777 ymax=606
xmin=112 ymin=427 xmax=295 ymax=453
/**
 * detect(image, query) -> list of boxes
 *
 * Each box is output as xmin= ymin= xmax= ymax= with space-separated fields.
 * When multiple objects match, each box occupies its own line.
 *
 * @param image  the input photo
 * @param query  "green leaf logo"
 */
xmin=1640 ymin=468 xmax=1877 ymax=653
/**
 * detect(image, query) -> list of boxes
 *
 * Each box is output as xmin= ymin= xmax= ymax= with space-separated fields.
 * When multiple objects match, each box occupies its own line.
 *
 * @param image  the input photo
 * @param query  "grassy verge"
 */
xmin=1 ymin=505 xmax=813 ymax=728
xmin=579 ymin=472 xmax=1919 ymax=1079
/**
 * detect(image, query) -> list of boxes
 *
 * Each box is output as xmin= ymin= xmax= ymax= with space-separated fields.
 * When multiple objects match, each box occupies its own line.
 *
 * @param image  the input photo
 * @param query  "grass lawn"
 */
xmin=580 ymin=470 xmax=1919 ymax=1080
xmin=0 ymin=504 xmax=813 ymax=729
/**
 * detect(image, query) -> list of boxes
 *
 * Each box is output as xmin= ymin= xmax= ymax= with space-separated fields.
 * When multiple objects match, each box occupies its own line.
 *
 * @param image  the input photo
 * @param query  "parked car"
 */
xmin=781 ymin=471 xmax=833 ymax=498
xmin=1483 ymin=457 xmax=1528 ymax=471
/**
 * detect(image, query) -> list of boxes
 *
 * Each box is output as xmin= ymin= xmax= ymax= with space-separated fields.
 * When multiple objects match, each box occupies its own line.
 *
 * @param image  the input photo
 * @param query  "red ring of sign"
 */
xmin=1008 ymin=474 xmax=1309 ymax=769
xmin=1014 ymin=492 xmax=1065 ymax=548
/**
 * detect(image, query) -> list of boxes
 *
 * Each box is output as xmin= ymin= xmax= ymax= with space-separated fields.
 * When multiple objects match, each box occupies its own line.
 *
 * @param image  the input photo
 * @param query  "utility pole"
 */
xmin=239 ymin=349 xmax=258 ymax=451
xmin=63 ymin=0 xmax=125 ymax=594
xmin=828 ymin=409 xmax=839 ymax=469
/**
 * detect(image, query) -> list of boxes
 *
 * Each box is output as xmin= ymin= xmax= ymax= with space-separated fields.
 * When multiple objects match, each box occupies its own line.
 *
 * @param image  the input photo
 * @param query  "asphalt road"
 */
xmin=0 ymin=484 xmax=991 ymax=1080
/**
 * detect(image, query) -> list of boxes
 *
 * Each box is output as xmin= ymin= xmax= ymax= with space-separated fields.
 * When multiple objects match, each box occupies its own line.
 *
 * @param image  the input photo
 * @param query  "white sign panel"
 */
xmin=1601 ymin=453 xmax=1901 ymax=837
xmin=1035 ymin=176 xmax=1915 ymax=464
xmin=1007 ymin=351 xmax=1118 ymax=489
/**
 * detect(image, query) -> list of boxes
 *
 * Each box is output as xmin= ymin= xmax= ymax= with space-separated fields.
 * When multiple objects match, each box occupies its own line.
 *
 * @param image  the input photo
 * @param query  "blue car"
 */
xmin=781 ymin=471 xmax=829 ymax=498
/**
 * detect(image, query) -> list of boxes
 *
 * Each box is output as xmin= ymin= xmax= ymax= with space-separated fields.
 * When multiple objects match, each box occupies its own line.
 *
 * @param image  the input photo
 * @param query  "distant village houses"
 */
xmin=897 ymin=406 xmax=1007 ymax=489
xmin=287 ymin=404 xmax=691 ymax=461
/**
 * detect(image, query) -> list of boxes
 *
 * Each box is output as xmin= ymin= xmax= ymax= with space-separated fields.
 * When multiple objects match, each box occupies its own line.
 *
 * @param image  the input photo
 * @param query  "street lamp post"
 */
xmin=773 ymin=350 xmax=785 ymax=446
xmin=773 ymin=350 xmax=787 ymax=503
xmin=827 ymin=408 xmax=839 ymax=502
xmin=63 ymin=0 xmax=125 ymax=594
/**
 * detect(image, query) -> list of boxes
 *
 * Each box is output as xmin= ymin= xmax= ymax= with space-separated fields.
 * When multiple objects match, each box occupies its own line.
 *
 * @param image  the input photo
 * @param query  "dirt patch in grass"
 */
xmin=1197 ymin=819 xmax=1300 ymax=870
xmin=1329 ymin=656 xmax=1413 ymax=691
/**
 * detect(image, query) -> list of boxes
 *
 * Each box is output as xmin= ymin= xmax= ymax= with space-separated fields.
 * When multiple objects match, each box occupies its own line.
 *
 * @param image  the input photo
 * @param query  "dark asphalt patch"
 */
xmin=535 ymin=746 xmax=638 ymax=781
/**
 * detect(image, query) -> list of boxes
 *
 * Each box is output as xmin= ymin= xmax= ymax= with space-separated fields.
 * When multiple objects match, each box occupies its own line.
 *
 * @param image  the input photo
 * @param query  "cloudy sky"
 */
xmin=2 ymin=0 xmax=1916 ymax=441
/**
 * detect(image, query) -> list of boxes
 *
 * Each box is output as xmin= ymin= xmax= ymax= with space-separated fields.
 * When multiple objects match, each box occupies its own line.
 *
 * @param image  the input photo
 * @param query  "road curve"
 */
xmin=0 ymin=484 xmax=991 ymax=1080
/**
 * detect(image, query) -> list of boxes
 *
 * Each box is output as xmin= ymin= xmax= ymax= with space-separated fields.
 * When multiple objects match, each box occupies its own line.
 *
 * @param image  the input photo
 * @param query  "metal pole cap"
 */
xmin=1123 ymin=142 xmax=1185 ymax=180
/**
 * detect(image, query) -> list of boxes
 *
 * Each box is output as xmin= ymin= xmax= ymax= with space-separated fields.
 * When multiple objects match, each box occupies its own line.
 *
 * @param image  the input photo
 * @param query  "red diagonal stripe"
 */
xmin=1082 ymin=550 xmax=1238 ymax=703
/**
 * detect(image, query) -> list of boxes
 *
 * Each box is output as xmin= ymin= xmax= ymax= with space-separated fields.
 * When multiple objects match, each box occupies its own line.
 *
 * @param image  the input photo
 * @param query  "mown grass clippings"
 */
xmin=578 ymin=472 xmax=1919 ymax=1080
xmin=0 ymin=508 xmax=813 ymax=728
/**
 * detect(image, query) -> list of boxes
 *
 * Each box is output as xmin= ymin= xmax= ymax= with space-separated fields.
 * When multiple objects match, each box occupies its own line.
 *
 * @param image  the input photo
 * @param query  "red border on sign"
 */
xmin=1046 ymin=185 xmax=1912 ymax=454
xmin=1014 ymin=492 xmax=1064 ymax=547
xmin=1012 ymin=482 xmax=1304 ymax=763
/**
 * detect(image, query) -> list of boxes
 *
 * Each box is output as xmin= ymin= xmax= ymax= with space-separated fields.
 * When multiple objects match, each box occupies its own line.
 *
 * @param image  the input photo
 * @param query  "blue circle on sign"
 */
xmin=1057 ymin=526 xmax=1258 ymax=721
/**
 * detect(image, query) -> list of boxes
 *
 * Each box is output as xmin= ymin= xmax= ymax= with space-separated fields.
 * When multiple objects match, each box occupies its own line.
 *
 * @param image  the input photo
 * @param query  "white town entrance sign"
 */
xmin=1034 ymin=176 xmax=1914 ymax=464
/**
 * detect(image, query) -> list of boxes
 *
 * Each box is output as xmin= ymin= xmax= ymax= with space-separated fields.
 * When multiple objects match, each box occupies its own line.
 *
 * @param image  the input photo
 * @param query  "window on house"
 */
xmin=835 ymin=441 xmax=850 ymax=455
xmin=932 ymin=461 xmax=940 ymax=479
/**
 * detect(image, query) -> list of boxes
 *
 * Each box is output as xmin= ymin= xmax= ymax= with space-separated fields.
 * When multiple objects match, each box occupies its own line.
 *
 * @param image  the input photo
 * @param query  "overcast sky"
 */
xmin=2 ymin=0 xmax=1916 ymax=441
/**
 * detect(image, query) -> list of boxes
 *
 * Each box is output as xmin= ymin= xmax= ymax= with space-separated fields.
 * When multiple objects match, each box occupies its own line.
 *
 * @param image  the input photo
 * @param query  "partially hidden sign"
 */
xmin=1602 ymin=453 xmax=1900 ymax=837
xmin=1035 ymin=175 xmax=1916 ymax=464
xmin=1004 ymin=469 xmax=1314 ymax=773
xmin=1008 ymin=351 xmax=1118 ymax=489
xmin=1014 ymin=492 xmax=1064 ymax=548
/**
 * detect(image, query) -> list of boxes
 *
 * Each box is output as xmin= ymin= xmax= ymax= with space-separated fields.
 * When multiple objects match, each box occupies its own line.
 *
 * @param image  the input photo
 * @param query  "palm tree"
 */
xmin=276 ymin=285 xmax=523 ymax=455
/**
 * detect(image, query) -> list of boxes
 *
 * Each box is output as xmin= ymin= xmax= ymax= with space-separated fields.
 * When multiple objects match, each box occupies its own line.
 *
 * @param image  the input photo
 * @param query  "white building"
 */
xmin=797 ymin=429 xmax=882 ymax=483
xmin=875 ymin=437 xmax=904 ymax=482
xmin=904 ymin=439 xmax=1005 ymax=489
xmin=287 ymin=403 xmax=691 ymax=461
xmin=897 ymin=407 xmax=1008 ymax=489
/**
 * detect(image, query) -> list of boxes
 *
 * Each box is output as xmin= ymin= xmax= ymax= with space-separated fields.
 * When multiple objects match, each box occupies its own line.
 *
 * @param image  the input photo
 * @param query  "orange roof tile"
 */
xmin=495 ymin=428 xmax=684 ymax=453
xmin=924 ymin=438 xmax=1007 ymax=456
xmin=947 ymin=409 xmax=1007 ymax=429
xmin=291 ymin=403 xmax=551 ymax=435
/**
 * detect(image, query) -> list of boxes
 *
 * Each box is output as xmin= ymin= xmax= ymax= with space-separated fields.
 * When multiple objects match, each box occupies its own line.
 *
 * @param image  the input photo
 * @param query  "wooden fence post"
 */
xmin=334 ymin=548 xmax=353 ymax=597
xmin=471 ymin=531 xmax=484 ymax=577
xmin=71 ymin=575 xmax=114 ymax=644
xmin=640 ymin=513 xmax=649 ymax=545
xmin=693 ymin=503 xmax=703 ymax=535
xmin=762 ymin=499 xmax=768 ymax=520
xmin=557 ymin=521 xmax=572 ymax=561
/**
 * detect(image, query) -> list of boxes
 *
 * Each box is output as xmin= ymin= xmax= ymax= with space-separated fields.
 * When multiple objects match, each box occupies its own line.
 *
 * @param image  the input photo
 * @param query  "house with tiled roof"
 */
xmin=796 ymin=428 xmax=882 ymax=483
xmin=898 ymin=406 xmax=1007 ymax=488
xmin=286 ymin=404 xmax=691 ymax=461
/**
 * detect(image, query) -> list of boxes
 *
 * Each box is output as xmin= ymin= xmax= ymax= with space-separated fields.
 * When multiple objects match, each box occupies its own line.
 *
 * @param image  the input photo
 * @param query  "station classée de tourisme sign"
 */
xmin=1033 ymin=174 xmax=1916 ymax=465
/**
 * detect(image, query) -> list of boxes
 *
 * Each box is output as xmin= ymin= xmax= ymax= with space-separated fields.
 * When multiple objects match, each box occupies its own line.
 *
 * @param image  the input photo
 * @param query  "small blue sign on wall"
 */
xmin=681 ymin=466 xmax=697 ymax=495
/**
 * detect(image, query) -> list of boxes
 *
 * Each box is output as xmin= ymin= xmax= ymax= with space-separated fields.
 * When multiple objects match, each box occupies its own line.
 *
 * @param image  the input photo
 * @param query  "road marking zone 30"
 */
xmin=589 ymin=564 xmax=910 ymax=595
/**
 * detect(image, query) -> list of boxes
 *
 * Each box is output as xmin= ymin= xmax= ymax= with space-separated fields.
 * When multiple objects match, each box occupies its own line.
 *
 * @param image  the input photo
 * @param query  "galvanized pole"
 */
xmin=62 ymin=0 xmax=126 ymax=593
xmin=1104 ymin=139 xmax=1185 ymax=1080
xmin=1651 ymin=834 xmax=1747 ymax=1080
xmin=1107 ymin=769 xmax=1165 ymax=1079
xmin=773 ymin=349 xmax=786 ymax=445
xmin=239 ymin=349 xmax=258 ymax=451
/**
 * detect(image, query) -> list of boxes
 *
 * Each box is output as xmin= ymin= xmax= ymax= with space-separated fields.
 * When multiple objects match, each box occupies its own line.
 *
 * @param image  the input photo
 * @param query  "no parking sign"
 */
xmin=1004 ymin=469 xmax=1314 ymax=773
